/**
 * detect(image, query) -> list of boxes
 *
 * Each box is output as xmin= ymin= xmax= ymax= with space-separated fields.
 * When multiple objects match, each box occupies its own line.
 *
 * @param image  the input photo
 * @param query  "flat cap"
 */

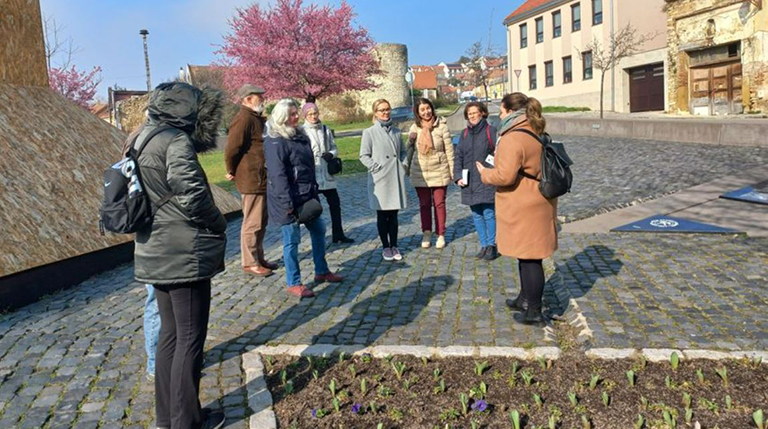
xmin=236 ymin=84 xmax=266 ymax=99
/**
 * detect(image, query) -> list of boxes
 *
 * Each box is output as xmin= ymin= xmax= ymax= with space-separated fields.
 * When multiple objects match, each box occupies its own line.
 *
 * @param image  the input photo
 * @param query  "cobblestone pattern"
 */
xmin=0 ymin=136 xmax=766 ymax=427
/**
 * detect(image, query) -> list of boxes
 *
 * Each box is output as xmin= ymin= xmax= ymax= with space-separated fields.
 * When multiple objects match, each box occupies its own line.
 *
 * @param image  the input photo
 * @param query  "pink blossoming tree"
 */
xmin=48 ymin=65 xmax=102 ymax=109
xmin=218 ymin=0 xmax=379 ymax=100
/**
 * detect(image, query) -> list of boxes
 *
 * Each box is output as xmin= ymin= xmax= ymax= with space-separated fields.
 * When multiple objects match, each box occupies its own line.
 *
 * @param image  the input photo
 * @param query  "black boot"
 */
xmin=333 ymin=236 xmax=355 ymax=244
xmin=475 ymin=246 xmax=489 ymax=259
xmin=513 ymin=306 xmax=546 ymax=326
xmin=483 ymin=245 xmax=499 ymax=261
xmin=505 ymin=295 xmax=527 ymax=312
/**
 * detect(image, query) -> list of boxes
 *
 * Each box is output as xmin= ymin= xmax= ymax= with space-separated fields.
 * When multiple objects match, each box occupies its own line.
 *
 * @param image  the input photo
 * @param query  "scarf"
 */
xmin=417 ymin=117 xmax=436 ymax=155
xmin=304 ymin=120 xmax=322 ymax=129
xmin=497 ymin=108 xmax=527 ymax=138
xmin=377 ymin=118 xmax=392 ymax=132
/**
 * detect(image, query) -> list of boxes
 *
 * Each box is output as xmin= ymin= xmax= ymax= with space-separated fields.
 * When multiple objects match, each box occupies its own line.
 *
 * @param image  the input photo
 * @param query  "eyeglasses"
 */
xmin=376 ymin=108 xmax=391 ymax=113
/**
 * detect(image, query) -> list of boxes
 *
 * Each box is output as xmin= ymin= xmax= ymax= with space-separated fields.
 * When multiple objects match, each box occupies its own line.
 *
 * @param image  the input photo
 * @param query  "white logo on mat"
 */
xmin=650 ymin=219 xmax=678 ymax=228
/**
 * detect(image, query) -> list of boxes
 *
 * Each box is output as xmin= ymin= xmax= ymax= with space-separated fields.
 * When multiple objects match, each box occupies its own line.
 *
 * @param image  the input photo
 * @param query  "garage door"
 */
xmin=629 ymin=63 xmax=665 ymax=112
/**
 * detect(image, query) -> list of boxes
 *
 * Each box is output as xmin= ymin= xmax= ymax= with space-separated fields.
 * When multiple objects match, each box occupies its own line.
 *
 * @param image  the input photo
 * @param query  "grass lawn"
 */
xmin=323 ymin=120 xmax=372 ymax=132
xmin=436 ymin=103 xmax=461 ymax=115
xmin=542 ymin=106 xmax=591 ymax=113
xmin=199 ymin=135 xmax=366 ymax=192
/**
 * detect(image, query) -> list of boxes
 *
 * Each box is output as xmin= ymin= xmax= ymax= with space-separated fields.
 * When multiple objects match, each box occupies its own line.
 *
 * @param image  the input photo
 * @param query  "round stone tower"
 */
xmin=357 ymin=43 xmax=409 ymax=110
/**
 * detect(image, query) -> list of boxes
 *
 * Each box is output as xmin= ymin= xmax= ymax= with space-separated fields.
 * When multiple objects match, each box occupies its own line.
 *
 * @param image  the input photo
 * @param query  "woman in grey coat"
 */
xmin=132 ymin=82 xmax=226 ymax=429
xmin=359 ymin=98 xmax=408 ymax=261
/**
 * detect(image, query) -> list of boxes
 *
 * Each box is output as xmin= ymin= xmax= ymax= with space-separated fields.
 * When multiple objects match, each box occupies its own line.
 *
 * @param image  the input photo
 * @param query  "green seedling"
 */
xmin=568 ymin=391 xmax=579 ymax=407
xmin=284 ymin=380 xmax=294 ymax=395
xmin=391 ymin=361 xmax=407 ymax=380
xmin=534 ymin=393 xmax=544 ymax=408
xmin=548 ymin=414 xmax=558 ymax=429
xmin=433 ymin=368 xmax=442 ymax=381
xmin=369 ymin=401 xmax=377 ymax=414
xmin=640 ymin=396 xmax=648 ymax=410
xmin=696 ymin=368 xmax=704 ymax=384
xmin=682 ymin=392 xmax=692 ymax=408
xmin=725 ymin=395 xmax=732 ymax=410
xmin=698 ymin=397 xmax=720 ymax=415
xmin=332 ymin=397 xmax=340 ymax=413
xmin=626 ymin=370 xmax=635 ymax=387
xmin=715 ymin=365 xmax=728 ymax=387
xmin=639 ymin=355 xmax=647 ymax=369
xmin=633 ymin=414 xmax=645 ymax=429
xmin=582 ymin=415 xmax=592 ymax=429
xmin=511 ymin=361 xmax=520 ymax=375
xmin=377 ymin=423 xmax=384 ymax=429
xmin=360 ymin=378 xmax=368 ymax=395
xmin=510 ymin=410 xmax=521 ymax=429
xmin=754 ymin=409 xmax=765 ymax=429
xmin=602 ymin=391 xmax=610 ymax=407
xmin=471 ymin=419 xmax=479 ymax=429
xmin=264 ymin=355 xmax=274 ymax=368
xmin=403 ymin=377 xmax=416 ymax=391
xmin=383 ymin=354 xmax=393 ymax=362
xmin=433 ymin=378 xmax=446 ymax=394
xmin=338 ymin=352 xmax=346 ymax=363
xmin=665 ymin=375 xmax=673 ymax=389
xmin=377 ymin=385 xmax=392 ymax=397
xmin=460 ymin=393 xmax=469 ymax=415
xmin=753 ymin=356 xmax=763 ymax=369
xmin=305 ymin=356 xmax=313 ymax=369
xmin=361 ymin=353 xmax=373 ymax=364
xmin=349 ymin=363 xmax=356 ymax=378
xmin=521 ymin=370 xmax=534 ymax=386
xmin=279 ymin=369 xmax=288 ymax=385
xmin=589 ymin=374 xmax=600 ymax=390
xmin=312 ymin=369 xmax=319 ymax=380
xmin=663 ymin=410 xmax=676 ymax=428
xmin=421 ymin=356 xmax=429 ymax=366
xmin=329 ymin=379 xmax=337 ymax=398
xmin=537 ymin=356 xmax=547 ymax=370
xmin=475 ymin=360 xmax=489 ymax=376
xmin=684 ymin=407 xmax=693 ymax=424
xmin=670 ymin=352 xmax=680 ymax=371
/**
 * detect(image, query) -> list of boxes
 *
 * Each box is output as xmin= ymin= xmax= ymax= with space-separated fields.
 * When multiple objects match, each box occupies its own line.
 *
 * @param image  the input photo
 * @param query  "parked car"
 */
xmin=390 ymin=106 xmax=414 ymax=124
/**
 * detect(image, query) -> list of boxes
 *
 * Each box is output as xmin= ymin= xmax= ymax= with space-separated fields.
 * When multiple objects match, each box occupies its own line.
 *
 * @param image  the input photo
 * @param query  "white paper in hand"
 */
xmin=485 ymin=154 xmax=495 ymax=166
xmin=461 ymin=169 xmax=469 ymax=184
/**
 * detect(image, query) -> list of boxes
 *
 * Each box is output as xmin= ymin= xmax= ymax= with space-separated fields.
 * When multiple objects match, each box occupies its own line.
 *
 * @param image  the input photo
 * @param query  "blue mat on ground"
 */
xmin=720 ymin=185 xmax=768 ymax=205
xmin=611 ymin=215 xmax=740 ymax=234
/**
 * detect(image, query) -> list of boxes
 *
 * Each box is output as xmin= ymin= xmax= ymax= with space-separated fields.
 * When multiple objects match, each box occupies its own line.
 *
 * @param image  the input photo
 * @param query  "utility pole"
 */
xmin=139 ymin=29 xmax=152 ymax=91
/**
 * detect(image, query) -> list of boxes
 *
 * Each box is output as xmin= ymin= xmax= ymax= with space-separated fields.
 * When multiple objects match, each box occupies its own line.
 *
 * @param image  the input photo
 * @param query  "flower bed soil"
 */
xmin=264 ymin=353 xmax=768 ymax=429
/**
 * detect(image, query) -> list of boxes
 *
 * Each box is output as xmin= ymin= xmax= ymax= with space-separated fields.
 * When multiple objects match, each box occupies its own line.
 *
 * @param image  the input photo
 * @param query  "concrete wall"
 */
xmin=505 ymin=0 xmax=667 ymax=112
xmin=0 ymin=0 xmax=49 ymax=86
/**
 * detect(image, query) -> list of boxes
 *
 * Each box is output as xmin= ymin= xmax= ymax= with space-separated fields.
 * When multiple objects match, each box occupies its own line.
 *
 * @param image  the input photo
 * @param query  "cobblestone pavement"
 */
xmin=0 ymin=136 xmax=766 ymax=428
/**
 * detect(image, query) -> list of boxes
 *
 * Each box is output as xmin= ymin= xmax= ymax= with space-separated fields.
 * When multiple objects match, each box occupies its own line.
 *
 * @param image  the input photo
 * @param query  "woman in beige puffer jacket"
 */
xmin=407 ymin=98 xmax=454 ymax=249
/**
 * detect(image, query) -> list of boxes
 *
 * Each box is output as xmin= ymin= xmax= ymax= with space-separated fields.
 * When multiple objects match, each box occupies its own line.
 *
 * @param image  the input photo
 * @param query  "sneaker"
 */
xmin=315 ymin=272 xmax=344 ymax=283
xmin=382 ymin=248 xmax=394 ymax=261
xmin=421 ymin=231 xmax=432 ymax=248
xmin=391 ymin=247 xmax=403 ymax=261
xmin=475 ymin=246 xmax=489 ymax=259
xmin=287 ymin=285 xmax=316 ymax=298
xmin=435 ymin=235 xmax=446 ymax=249
xmin=200 ymin=409 xmax=225 ymax=429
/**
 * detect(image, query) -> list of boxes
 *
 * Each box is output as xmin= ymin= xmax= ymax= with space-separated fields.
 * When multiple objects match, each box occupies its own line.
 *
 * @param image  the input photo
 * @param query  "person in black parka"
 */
xmin=453 ymin=101 xmax=499 ymax=260
xmin=132 ymin=82 xmax=226 ymax=429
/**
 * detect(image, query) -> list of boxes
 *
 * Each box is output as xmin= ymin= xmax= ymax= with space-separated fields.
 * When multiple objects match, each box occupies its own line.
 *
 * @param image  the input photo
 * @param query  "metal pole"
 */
xmin=140 ymin=29 xmax=152 ymax=91
xmin=609 ymin=0 xmax=615 ymax=112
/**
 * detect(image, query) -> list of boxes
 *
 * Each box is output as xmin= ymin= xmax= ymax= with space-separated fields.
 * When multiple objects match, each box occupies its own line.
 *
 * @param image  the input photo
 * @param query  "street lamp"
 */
xmin=405 ymin=70 xmax=415 ymax=107
xmin=139 ymin=29 xmax=152 ymax=91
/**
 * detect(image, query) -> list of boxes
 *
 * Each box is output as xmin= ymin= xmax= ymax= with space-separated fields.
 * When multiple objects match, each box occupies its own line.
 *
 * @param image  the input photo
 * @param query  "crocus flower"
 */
xmin=471 ymin=399 xmax=488 ymax=412
xmin=311 ymin=408 xmax=317 ymax=418
xmin=351 ymin=403 xmax=362 ymax=414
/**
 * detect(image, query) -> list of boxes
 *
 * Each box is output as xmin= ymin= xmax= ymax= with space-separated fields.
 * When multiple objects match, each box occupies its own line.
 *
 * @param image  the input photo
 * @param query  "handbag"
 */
xmin=327 ymin=156 xmax=343 ymax=175
xmin=296 ymin=198 xmax=323 ymax=224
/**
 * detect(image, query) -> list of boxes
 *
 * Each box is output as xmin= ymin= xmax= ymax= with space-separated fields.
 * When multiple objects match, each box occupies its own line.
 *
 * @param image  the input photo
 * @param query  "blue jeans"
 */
xmin=280 ymin=216 xmax=330 ymax=287
xmin=144 ymin=284 xmax=161 ymax=375
xmin=470 ymin=203 xmax=496 ymax=248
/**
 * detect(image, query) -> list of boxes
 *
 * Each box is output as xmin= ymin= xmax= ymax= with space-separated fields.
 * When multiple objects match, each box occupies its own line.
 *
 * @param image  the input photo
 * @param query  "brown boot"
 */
xmin=243 ymin=266 xmax=273 ymax=277
xmin=287 ymin=285 xmax=315 ymax=298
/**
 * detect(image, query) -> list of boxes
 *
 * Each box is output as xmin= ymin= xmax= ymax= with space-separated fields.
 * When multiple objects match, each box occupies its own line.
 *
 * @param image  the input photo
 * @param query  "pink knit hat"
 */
xmin=301 ymin=102 xmax=318 ymax=118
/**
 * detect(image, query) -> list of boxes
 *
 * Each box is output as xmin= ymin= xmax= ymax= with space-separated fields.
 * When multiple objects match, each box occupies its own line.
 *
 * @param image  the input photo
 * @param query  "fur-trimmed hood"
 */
xmin=148 ymin=82 xmax=224 ymax=153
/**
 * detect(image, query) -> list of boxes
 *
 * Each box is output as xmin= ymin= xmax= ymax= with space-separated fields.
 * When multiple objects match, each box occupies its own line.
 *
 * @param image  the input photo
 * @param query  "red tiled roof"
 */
xmin=504 ymin=0 xmax=556 ymax=23
xmin=413 ymin=70 xmax=438 ymax=90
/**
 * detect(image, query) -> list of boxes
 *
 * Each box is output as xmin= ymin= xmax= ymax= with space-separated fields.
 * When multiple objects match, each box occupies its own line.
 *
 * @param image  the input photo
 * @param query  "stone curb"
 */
xmin=243 ymin=346 xmax=767 ymax=429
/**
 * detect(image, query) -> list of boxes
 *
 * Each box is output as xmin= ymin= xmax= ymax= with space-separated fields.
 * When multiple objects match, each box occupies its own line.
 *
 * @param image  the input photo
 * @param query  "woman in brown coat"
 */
xmin=478 ymin=93 xmax=557 ymax=325
xmin=407 ymin=98 xmax=454 ymax=249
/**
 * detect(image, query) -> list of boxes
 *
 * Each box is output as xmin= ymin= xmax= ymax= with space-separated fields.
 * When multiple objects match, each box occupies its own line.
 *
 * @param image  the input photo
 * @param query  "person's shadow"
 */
xmin=545 ymin=244 xmax=624 ymax=317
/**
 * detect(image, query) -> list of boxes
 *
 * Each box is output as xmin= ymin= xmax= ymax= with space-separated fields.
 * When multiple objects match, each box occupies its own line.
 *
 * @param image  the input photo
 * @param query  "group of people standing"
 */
xmin=130 ymin=79 xmax=558 ymax=429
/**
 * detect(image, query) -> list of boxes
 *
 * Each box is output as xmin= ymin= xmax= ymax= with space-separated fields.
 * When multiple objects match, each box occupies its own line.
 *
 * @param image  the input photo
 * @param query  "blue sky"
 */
xmin=39 ymin=0 xmax=524 ymax=100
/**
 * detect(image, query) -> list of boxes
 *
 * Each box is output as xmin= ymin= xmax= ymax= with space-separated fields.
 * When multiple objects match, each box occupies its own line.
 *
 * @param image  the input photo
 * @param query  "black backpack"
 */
xmin=99 ymin=126 xmax=179 ymax=234
xmin=512 ymin=128 xmax=573 ymax=199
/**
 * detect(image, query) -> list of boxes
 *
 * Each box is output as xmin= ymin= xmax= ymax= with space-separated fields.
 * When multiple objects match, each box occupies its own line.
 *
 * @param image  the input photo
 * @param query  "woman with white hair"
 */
xmin=264 ymin=99 xmax=343 ymax=298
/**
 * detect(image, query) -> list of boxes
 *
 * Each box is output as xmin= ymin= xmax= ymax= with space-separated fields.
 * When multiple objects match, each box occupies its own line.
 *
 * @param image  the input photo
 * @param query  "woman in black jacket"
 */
xmin=133 ymin=82 xmax=226 ymax=429
xmin=453 ymin=102 xmax=499 ymax=260
xmin=265 ymin=99 xmax=343 ymax=298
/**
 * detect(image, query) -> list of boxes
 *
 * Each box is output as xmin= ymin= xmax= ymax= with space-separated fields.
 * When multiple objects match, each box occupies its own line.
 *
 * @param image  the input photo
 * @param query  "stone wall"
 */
xmin=116 ymin=94 xmax=150 ymax=134
xmin=665 ymin=0 xmax=768 ymax=113
xmin=0 ymin=0 xmax=48 ymax=86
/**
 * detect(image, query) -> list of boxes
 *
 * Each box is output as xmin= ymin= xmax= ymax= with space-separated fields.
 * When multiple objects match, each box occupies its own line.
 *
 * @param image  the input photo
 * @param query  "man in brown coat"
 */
xmin=225 ymin=84 xmax=276 ymax=277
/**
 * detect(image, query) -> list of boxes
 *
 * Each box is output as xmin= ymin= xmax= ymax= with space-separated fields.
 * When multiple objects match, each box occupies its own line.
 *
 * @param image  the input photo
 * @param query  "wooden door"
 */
xmin=690 ymin=62 xmax=743 ymax=115
xmin=629 ymin=63 xmax=665 ymax=112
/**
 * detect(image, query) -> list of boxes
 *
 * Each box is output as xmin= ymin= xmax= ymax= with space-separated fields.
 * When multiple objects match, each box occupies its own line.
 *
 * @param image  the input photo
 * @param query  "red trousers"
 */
xmin=415 ymin=186 xmax=447 ymax=236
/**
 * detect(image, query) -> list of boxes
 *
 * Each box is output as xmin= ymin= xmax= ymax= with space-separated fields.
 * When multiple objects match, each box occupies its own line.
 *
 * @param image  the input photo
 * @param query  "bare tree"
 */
xmin=43 ymin=15 xmax=80 ymax=71
xmin=464 ymin=40 xmax=500 ymax=101
xmin=581 ymin=23 xmax=657 ymax=118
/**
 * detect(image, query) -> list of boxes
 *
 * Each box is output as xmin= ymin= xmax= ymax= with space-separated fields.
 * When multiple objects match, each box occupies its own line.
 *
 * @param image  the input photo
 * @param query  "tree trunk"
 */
xmin=600 ymin=70 xmax=606 ymax=119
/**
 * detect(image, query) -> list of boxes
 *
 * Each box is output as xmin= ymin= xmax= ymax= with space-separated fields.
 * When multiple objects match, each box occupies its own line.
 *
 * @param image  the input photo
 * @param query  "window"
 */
xmin=536 ymin=18 xmax=544 ymax=43
xmin=520 ymin=23 xmax=528 ymax=48
xmin=582 ymin=51 xmax=593 ymax=80
xmin=545 ymin=61 xmax=553 ymax=87
xmin=563 ymin=56 xmax=572 ymax=83
xmin=592 ymin=0 xmax=602 ymax=25
xmin=552 ymin=11 xmax=562 ymax=38
xmin=572 ymin=3 xmax=581 ymax=32
xmin=529 ymin=65 xmax=537 ymax=90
